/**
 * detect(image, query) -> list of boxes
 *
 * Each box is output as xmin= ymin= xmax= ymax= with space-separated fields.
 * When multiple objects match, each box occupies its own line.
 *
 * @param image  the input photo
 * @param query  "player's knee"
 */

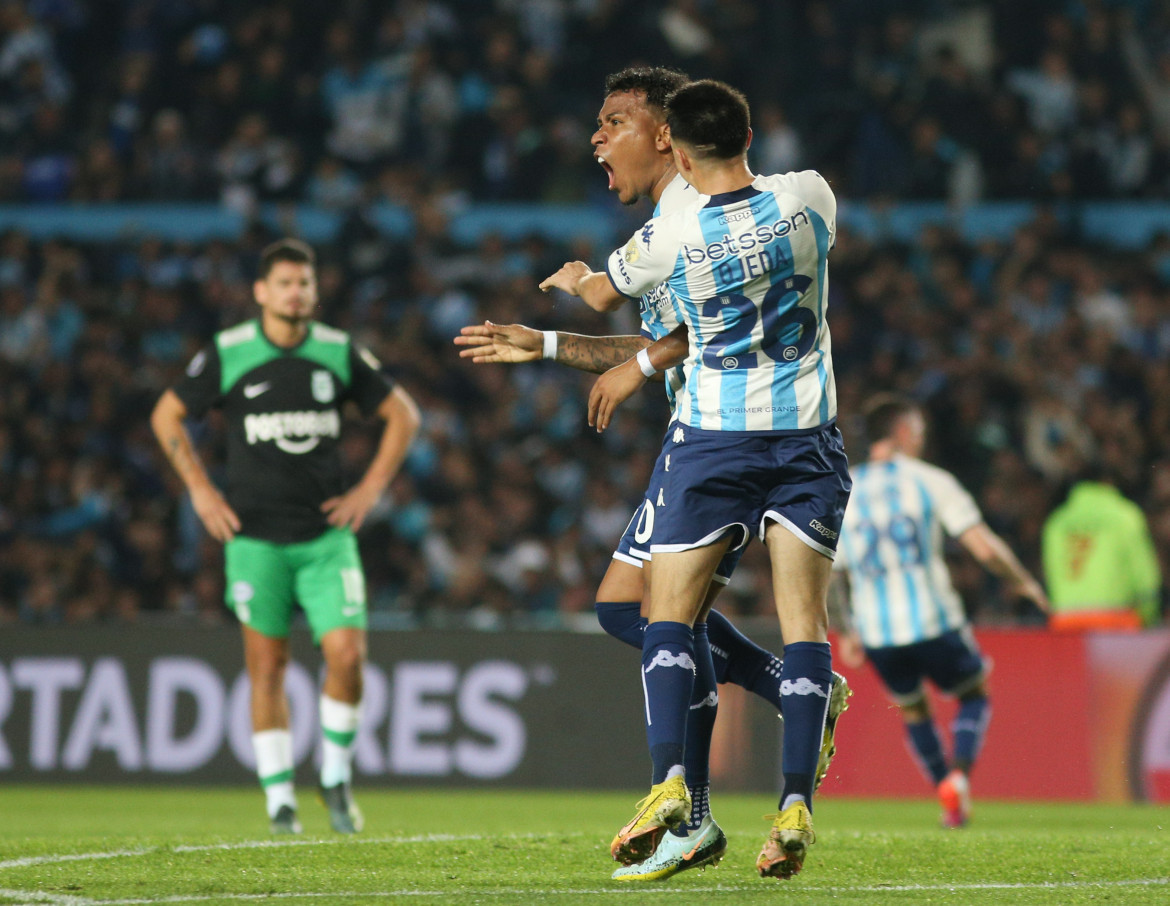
xmin=899 ymin=697 xmax=930 ymax=723
xmin=594 ymin=601 xmax=645 ymax=649
xmin=958 ymin=683 xmax=988 ymax=704
xmin=325 ymin=642 xmax=364 ymax=682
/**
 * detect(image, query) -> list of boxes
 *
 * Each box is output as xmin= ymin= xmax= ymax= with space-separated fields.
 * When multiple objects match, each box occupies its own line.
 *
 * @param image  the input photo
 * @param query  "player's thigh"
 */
xmin=763 ymin=521 xmax=833 ymax=643
xmin=923 ymin=627 xmax=988 ymax=697
xmin=224 ymin=535 xmax=297 ymax=639
xmin=596 ymin=554 xmax=646 ymax=605
xmin=648 ymin=542 xmax=731 ymax=625
xmin=291 ymin=528 xmax=368 ymax=644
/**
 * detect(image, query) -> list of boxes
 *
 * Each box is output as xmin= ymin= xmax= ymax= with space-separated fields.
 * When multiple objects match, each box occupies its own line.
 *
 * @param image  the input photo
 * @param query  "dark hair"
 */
xmin=665 ymin=79 xmax=750 ymax=160
xmin=863 ymin=392 xmax=920 ymax=444
xmin=258 ymin=238 xmax=315 ymax=279
xmin=604 ymin=66 xmax=690 ymax=114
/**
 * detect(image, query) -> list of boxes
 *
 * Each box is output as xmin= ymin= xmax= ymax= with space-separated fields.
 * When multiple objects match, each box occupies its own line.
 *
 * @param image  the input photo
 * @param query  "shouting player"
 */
xmin=460 ymin=68 xmax=850 ymax=882
xmin=541 ymin=80 xmax=849 ymax=880
xmin=151 ymin=239 xmax=420 ymax=834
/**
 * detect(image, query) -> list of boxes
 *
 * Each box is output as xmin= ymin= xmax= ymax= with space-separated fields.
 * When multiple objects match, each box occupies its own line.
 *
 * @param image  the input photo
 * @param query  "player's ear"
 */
xmin=744 ymin=126 xmax=753 ymax=151
xmin=253 ymin=279 xmax=267 ymax=305
xmin=656 ymin=123 xmax=672 ymax=152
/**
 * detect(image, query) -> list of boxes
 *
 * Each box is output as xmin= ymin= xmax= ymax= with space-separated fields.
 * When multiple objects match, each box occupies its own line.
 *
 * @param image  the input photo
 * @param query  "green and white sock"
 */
xmin=253 ymin=729 xmax=295 ymax=818
xmin=320 ymin=695 xmax=360 ymax=789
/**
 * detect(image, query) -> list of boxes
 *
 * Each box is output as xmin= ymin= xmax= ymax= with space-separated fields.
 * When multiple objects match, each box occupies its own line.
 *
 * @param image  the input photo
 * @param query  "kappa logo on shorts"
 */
xmin=673 ymin=426 xmax=685 ymax=444
xmin=644 ymin=650 xmax=696 ymax=673
xmin=780 ymin=678 xmax=829 ymax=699
xmin=231 ymin=581 xmax=254 ymax=604
xmin=657 ymin=488 xmax=665 ymax=506
xmin=689 ymin=691 xmax=719 ymax=710
xmin=665 ymin=454 xmax=671 ymax=472
xmin=809 ymin=519 xmax=838 ymax=540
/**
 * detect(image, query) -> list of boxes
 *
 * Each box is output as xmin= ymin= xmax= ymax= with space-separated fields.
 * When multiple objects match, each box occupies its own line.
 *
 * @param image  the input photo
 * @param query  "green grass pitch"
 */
xmin=0 ymin=787 xmax=1166 ymax=905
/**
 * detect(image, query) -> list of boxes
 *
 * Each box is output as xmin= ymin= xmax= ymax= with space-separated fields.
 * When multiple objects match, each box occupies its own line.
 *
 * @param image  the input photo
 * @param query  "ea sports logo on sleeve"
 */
xmin=1128 ymin=647 xmax=1170 ymax=802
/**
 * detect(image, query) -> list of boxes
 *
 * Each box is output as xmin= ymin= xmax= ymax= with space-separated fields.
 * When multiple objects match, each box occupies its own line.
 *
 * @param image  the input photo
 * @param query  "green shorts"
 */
xmin=224 ymin=527 xmax=367 ymax=643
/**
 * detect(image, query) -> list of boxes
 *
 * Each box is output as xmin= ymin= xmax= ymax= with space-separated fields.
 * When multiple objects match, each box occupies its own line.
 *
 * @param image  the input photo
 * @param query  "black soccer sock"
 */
xmin=706 ymin=608 xmax=784 ymax=709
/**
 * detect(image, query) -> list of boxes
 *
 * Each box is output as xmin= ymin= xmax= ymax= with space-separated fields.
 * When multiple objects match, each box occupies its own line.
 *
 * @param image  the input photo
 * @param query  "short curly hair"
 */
xmin=603 ymin=66 xmax=690 ymax=113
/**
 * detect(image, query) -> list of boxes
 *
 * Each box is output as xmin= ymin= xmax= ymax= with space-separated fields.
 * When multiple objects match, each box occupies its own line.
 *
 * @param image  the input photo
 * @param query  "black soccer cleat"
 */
xmin=319 ymin=782 xmax=364 ymax=834
xmin=269 ymin=804 xmax=303 ymax=835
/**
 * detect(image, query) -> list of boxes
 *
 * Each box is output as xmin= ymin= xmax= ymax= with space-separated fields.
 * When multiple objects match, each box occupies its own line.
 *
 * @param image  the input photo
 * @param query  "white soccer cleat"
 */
xmin=611 ymin=814 xmax=727 ymax=882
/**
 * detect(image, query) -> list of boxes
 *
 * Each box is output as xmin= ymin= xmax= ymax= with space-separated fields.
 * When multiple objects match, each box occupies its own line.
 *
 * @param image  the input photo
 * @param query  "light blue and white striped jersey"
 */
xmin=639 ymin=174 xmax=700 ymax=419
xmin=835 ymin=455 xmax=984 ymax=648
xmin=606 ymin=170 xmax=836 ymax=432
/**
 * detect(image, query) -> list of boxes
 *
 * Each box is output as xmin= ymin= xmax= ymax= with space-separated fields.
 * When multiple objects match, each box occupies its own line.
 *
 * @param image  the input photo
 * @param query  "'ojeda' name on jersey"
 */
xmin=174 ymin=320 xmax=394 ymax=544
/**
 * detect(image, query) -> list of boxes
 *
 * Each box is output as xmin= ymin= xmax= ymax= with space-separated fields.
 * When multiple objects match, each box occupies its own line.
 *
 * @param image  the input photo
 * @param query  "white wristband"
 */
xmin=635 ymin=347 xmax=657 ymax=378
xmin=542 ymin=330 xmax=558 ymax=360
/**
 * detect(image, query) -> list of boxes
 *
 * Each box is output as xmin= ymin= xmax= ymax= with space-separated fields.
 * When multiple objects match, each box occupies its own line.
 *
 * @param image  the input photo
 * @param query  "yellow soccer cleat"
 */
xmin=609 ymin=775 xmax=691 ymax=866
xmin=756 ymin=800 xmax=816 ymax=880
xmin=814 ymin=672 xmax=853 ymax=791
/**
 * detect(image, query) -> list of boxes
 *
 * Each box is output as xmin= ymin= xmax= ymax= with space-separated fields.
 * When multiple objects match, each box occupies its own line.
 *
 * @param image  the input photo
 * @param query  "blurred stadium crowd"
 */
xmin=1 ymin=0 xmax=1168 ymax=628
xmin=9 ymin=0 xmax=1170 ymax=205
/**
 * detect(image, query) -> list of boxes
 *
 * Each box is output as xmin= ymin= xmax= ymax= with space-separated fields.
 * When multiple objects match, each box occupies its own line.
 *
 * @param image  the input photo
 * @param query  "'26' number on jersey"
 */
xmin=701 ymin=275 xmax=815 ymax=370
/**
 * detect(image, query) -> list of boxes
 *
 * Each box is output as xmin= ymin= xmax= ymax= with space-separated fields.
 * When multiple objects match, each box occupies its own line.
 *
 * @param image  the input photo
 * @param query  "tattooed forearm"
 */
xmin=163 ymin=432 xmax=202 ymax=482
xmin=555 ymin=333 xmax=650 ymax=374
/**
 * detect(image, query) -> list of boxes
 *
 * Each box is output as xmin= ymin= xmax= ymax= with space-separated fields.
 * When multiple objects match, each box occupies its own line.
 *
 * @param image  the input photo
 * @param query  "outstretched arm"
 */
xmin=959 ymin=522 xmax=1050 ymax=613
xmin=150 ymin=388 xmax=241 ymax=542
xmin=322 ymin=385 xmax=422 ymax=532
xmin=455 ymin=320 xmax=653 ymax=374
xmin=588 ymin=324 xmax=690 ymax=431
xmin=539 ymin=261 xmax=626 ymax=312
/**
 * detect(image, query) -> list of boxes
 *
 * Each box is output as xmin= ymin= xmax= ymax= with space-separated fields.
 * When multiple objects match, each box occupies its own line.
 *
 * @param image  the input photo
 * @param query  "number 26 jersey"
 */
xmin=606 ymin=170 xmax=837 ymax=433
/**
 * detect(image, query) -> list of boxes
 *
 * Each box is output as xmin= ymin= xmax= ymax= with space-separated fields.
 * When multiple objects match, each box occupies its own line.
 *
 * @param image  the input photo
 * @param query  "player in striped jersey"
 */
xmin=833 ymin=394 xmax=1048 ymax=827
xmin=461 ymin=67 xmax=849 ymax=881
xmin=541 ymin=80 xmax=851 ymax=880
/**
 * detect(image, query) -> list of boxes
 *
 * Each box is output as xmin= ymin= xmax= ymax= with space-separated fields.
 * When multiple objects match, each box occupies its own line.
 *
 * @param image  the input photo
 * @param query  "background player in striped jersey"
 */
xmin=459 ymin=67 xmax=849 ymax=881
xmin=151 ymin=239 xmax=421 ymax=834
xmin=832 ymin=393 xmax=1048 ymax=827
xmin=541 ymin=80 xmax=850 ymax=880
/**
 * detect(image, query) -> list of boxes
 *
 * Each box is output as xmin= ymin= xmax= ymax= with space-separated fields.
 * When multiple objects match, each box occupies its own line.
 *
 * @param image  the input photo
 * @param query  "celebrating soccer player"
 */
xmin=541 ymin=80 xmax=849 ymax=880
xmin=151 ymin=239 xmax=420 ymax=835
xmin=461 ymin=68 xmax=850 ymax=881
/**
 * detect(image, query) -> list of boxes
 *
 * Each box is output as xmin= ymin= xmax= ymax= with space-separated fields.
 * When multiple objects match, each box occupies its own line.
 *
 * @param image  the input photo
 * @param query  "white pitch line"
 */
xmin=0 ymin=888 xmax=98 ymax=906
xmin=0 ymin=834 xmax=544 ymax=871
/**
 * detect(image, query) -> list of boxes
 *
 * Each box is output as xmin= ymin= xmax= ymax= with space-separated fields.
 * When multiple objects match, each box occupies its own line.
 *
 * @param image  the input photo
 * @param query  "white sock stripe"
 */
xmin=319 ymin=695 xmax=361 ymax=733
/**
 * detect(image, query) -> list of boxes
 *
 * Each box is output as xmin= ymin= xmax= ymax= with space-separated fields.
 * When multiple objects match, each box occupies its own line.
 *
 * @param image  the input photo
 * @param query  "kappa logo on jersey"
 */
xmin=780 ymin=678 xmax=829 ymax=699
xmin=243 ymin=381 xmax=271 ymax=399
xmin=640 ymin=222 xmax=654 ymax=247
xmin=643 ymin=650 xmax=696 ymax=673
xmin=244 ymin=410 xmax=341 ymax=454
xmin=311 ymin=370 xmax=335 ymax=403
xmin=673 ymin=426 xmax=685 ymax=443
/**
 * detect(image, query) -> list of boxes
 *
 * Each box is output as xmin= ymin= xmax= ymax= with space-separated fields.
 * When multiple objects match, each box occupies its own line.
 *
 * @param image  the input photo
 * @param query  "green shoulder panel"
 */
xmin=216 ymin=321 xmax=278 ymax=394
xmin=295 ymin=322 xmax=352 ymax=385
